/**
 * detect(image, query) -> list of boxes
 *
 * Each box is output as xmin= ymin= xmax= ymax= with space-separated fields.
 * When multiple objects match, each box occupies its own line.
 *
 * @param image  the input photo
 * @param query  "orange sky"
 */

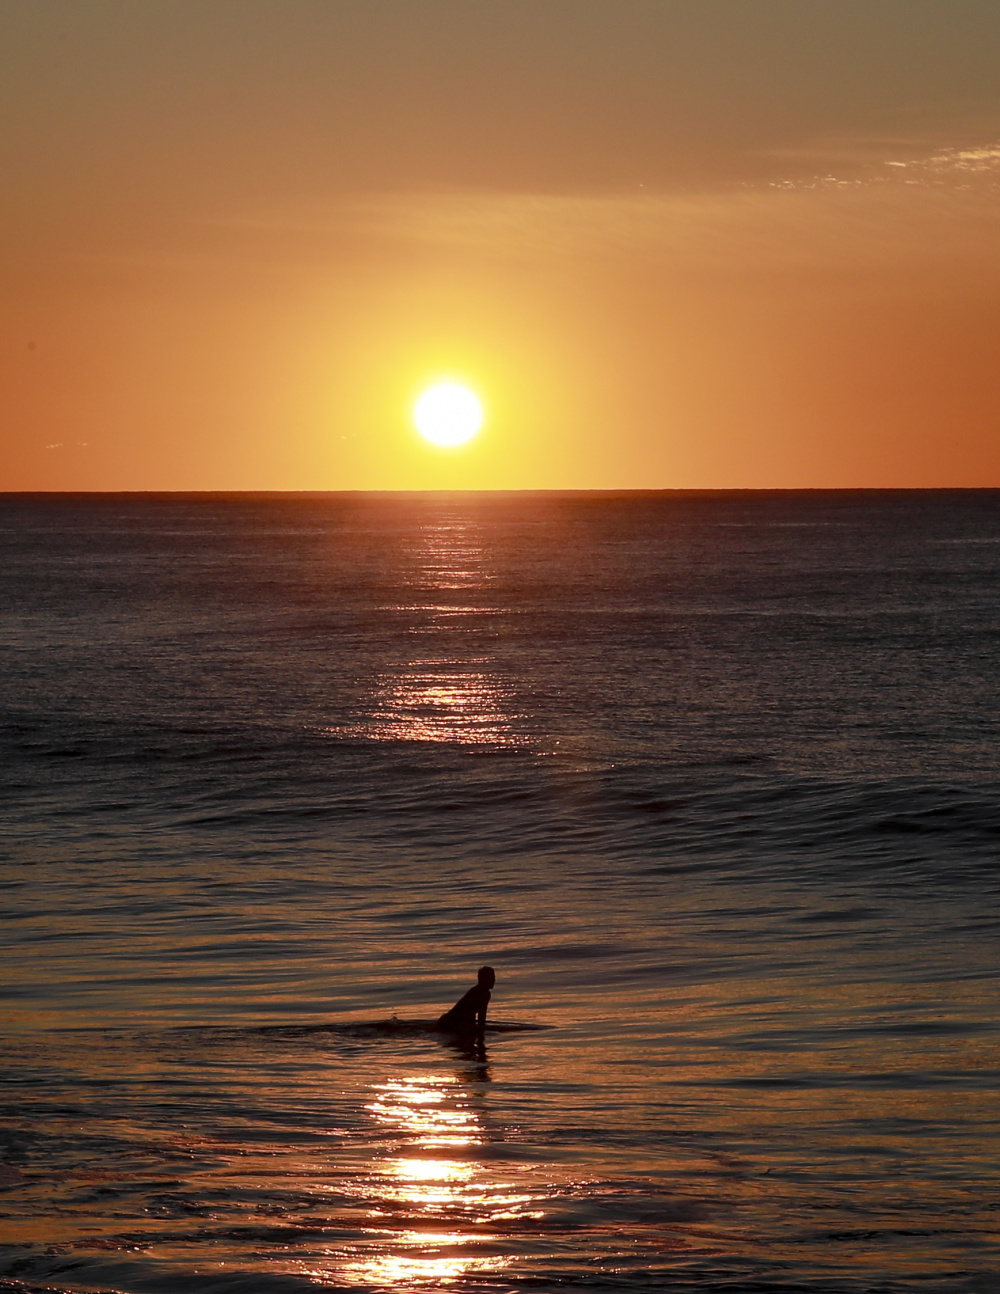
xmin=3 ymin=0 xmax=1000 ymax=490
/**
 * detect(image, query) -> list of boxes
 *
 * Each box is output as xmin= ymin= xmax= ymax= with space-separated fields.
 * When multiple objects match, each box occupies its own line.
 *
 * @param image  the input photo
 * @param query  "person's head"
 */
xmin=477 ymin=965 xmax=496 ymax=990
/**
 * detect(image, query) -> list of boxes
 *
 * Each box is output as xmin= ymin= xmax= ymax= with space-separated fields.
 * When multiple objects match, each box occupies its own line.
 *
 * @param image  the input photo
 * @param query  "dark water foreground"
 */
xmin=1 ymin=490 xmax=999 ymax=1293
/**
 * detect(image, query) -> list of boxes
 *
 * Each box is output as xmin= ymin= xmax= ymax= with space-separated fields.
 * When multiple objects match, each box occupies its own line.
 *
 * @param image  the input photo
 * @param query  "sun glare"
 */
xmin=413 ymin=382 xmax=484 ymax=448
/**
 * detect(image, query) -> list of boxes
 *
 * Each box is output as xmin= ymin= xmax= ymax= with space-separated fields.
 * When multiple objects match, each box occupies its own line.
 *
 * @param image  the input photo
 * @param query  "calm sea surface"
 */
xmin=1 ymin=490 xmax=998 ymax=1294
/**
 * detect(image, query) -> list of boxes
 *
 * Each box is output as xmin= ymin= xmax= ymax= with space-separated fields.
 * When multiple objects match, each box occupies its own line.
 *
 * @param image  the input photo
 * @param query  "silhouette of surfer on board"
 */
xmin=437 ymin=966 xmax=495 ymax=1034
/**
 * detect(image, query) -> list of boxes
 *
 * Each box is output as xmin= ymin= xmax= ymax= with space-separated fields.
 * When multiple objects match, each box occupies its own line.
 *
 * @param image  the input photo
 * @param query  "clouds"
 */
xmin=5 ymin=1 xmax=1000 ymax=205
xmin=333 ymin=135 xmax=1000 ymax=286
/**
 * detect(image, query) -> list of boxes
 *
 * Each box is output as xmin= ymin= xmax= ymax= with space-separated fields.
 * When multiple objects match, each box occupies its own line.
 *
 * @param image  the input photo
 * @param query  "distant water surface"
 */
xmin=1 ymin=490 xmax=998 ymax=1293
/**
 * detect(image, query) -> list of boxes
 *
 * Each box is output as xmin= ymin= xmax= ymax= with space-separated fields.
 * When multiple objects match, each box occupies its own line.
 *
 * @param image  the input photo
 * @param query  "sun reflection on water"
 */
xmin=334 ymin=1073 xmax=541 ymax=1287
xmin=355 ymin=663 xmax=527 ymax=746
xmin=337 ymin=516 xmax=530 ymax=747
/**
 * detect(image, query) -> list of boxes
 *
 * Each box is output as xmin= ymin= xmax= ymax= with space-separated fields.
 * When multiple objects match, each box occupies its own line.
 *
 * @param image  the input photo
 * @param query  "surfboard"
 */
xmin=257 ymin=1019 xmax=552 ymax=1039
xmin=347 ymin=1018 xmax=551 ymax=1036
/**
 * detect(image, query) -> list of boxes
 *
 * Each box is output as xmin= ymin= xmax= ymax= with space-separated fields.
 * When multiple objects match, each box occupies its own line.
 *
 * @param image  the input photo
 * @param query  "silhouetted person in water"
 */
xmin=437 ymin=966 xmax=495 ymax=1034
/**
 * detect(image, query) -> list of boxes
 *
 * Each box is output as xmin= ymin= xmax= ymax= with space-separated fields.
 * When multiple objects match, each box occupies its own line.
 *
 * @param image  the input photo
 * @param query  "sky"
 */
xmin=3 ymin=0 xmax=1000 ymax=491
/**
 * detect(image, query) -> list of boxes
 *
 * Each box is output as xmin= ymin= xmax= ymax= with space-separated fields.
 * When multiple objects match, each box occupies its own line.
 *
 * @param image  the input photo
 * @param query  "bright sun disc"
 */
xmin=413 ymin=383 xmax=483 ymax=447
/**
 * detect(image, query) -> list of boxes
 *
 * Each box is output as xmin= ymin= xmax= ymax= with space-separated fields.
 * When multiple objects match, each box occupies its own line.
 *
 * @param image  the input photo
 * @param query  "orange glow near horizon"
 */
xmin=4 ymin=7 xmax=1000 ymax=490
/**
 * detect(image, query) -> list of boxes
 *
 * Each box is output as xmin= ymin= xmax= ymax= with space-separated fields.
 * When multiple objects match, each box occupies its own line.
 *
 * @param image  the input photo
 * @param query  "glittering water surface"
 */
xmin=1 ymin=491 xmax=999 ymax=1293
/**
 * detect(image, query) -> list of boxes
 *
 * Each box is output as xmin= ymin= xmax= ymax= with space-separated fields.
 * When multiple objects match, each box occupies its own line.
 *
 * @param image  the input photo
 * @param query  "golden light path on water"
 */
xmin=337 ymin=516 xmax=529 ymax=747
xmin=331 ymin=1074 xmax=542 ymax=1287
xmin=360 ymin=662 xmax=525 ymax=745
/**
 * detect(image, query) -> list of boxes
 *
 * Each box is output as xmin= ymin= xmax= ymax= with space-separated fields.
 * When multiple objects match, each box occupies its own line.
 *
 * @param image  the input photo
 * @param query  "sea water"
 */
xmin=1 ymin=490 xmax=998 ymax=1294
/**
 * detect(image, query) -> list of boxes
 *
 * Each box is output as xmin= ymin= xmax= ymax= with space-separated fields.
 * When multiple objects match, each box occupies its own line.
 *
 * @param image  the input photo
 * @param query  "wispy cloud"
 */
xmin=97 ymin=132 xmax=1000 ymax=289
xmin=341 ymin=141 xmax=1000 ymax=282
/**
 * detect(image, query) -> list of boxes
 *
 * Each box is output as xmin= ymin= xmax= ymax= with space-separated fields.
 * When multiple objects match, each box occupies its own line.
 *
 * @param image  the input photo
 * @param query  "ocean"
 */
xmin=1 ymin=489 xmax=998 ymax=1294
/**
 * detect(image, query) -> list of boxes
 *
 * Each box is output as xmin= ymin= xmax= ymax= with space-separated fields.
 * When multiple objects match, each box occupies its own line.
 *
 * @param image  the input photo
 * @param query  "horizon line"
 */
xmin=2 ymin=486 xmax=999 ymax=500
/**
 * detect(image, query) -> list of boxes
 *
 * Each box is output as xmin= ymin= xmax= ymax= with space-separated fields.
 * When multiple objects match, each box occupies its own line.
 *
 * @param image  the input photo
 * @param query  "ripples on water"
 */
xmin=1 ymin=491 xmax=999 ymax=1293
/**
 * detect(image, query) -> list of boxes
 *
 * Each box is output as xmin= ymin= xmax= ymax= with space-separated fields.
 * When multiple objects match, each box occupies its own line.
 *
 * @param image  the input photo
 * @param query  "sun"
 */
xmin=413 ymin=382 xmax=484 ymax=448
